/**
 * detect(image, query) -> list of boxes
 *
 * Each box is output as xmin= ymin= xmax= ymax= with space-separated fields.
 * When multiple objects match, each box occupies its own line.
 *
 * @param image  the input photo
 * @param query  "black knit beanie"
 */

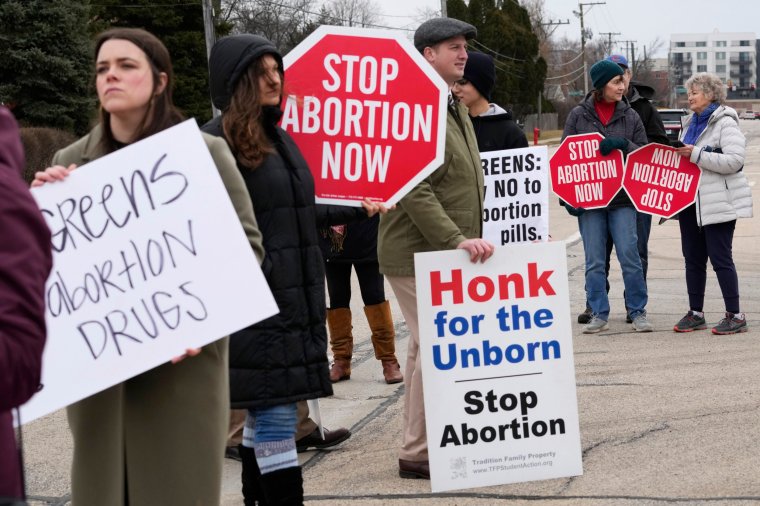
xmin=463 ymin=51 xmax=496 ymax=101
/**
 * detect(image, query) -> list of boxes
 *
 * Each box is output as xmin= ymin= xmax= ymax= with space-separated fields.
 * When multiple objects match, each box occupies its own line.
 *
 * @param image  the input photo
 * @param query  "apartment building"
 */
xmin=670 ymin=30 xmax=757 ymax=97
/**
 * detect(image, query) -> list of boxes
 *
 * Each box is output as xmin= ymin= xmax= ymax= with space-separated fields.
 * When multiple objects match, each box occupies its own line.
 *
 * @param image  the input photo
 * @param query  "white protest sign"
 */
xmin=482 ymin=146 xmax=549 ymax=245
xmin=21 ymin=120 xmax=278 ymax=424
xmin=415 ymin=243 xmax=582 ymax=492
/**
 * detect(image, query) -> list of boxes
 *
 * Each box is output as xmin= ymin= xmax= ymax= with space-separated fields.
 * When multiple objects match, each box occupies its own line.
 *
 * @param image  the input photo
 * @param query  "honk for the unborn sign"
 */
xmin=21 ymin=120 xmax=277 ymax=424
xmin=415 ymin=243 xmax=582 ymax=492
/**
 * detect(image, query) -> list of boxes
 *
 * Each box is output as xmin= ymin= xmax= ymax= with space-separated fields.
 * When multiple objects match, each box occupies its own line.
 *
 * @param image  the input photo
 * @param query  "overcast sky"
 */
xmin=369 ymin=0 xmax=760 ymax=58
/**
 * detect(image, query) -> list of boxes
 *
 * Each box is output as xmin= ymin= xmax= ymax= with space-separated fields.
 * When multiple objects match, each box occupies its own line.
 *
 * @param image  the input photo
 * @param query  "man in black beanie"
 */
xmin=453 ymin=51 xmax=528 ymax=151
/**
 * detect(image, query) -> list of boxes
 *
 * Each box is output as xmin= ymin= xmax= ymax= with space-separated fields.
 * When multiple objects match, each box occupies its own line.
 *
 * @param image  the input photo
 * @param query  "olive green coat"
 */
xmin=52 ymin=124 xmax=263 ymax=506
xmin=378 ymin=101 xmax=484 ymax=276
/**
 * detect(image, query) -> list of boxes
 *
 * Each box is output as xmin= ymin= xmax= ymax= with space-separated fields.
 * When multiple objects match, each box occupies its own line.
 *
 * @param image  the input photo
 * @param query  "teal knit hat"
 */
xmin=590 ymin=59 xmax=624 ymax=90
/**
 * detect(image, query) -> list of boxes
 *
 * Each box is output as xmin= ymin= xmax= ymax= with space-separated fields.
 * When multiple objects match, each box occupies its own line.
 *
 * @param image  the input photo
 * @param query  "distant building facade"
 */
xmin=670 ymin=30 xmax=757 ymax=99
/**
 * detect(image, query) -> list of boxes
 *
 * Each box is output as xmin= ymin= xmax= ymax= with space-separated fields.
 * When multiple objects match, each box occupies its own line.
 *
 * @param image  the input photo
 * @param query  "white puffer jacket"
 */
xmin=681 ymin=105 xmax=753 ymax=226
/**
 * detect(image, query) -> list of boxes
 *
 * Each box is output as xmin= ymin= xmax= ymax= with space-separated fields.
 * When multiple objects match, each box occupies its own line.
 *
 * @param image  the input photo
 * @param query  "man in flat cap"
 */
xmin=378 ymin=17 xmax=495 ymax=480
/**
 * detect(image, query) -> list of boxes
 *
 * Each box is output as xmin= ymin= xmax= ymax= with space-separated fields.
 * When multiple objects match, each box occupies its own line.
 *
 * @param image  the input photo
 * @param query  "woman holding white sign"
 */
xmin=562 ymin=59 xmax=652 ymax=334
xmin=204 ymin=34 xmax=386 ymax=504
xmin=673 ymin=72 xmax=752 ymax=334
xmin=32 ymin=28 xmax=265 ymax=505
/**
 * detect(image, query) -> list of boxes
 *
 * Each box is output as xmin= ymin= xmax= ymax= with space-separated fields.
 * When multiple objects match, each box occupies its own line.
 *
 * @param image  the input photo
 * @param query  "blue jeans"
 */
xmin=245 ymin=402 xmax=297 ymax=443
xmin=579 ymin=207 xmax=647 ymax=321
xmin=635 ymin=211 xmax=652 ymax=280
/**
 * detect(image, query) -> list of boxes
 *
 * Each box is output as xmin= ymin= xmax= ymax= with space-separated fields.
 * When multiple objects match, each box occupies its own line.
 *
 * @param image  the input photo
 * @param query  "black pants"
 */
xmin=678 ymin=204 xmax=739 ymax=313
xmin=324 ymin=260 xmax=385 ymax=309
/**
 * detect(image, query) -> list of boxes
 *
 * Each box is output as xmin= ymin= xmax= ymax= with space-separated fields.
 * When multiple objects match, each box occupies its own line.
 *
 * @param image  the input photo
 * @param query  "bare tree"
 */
xmin=326 ymin=0 xmax=382 ymax=28
xmin=221 ymin=0 xmax=318 ymax=52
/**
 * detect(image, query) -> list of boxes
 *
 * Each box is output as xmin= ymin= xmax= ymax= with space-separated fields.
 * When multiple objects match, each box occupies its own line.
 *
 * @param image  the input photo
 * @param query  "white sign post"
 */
xmin=415 ymin=243 xmax=582 ymax=492
xmin=482 ymin=146 xmax=549 ymax=245
xmin=20 ymin=120 xmax=278 ymax=424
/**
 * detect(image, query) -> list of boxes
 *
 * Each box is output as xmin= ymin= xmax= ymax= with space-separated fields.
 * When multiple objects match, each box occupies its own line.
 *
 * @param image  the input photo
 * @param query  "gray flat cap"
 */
xmin=414 ymin=17 xmax=477 ymax=52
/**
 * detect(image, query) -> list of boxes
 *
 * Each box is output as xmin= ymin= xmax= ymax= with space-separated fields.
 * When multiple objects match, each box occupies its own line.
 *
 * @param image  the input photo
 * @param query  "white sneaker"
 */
xmin=583 ymin=315 xmax=609 ymax=334
xmin=632 ymin=313 xmax=654 ymax=332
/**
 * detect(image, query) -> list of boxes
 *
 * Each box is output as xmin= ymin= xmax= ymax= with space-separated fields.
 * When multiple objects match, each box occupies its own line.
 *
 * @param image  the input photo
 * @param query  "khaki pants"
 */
xmin=387 ymin=275 xmax=427 ymax=462
xmin=228 ymin=400 xmax=317 ymax=446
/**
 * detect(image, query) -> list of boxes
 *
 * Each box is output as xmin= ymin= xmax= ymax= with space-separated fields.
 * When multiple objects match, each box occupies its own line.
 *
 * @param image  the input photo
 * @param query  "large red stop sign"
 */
xmin=282 ymin=26 xmax=447 ymax=206
xmin=550 ymin=133 xmax=625 ymax=209
xmin=623 ymin=143 xmax=701 ymax=218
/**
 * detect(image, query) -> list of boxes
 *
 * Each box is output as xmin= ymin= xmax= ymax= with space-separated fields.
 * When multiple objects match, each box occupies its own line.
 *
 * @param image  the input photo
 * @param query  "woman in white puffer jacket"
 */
xmin=673 ymin=72 xmax=753 ymax=335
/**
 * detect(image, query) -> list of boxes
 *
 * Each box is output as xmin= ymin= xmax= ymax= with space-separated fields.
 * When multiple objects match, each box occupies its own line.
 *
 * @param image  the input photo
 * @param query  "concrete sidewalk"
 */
xmin=291 ymin=130 xmax=760 ymax=505
xmin=21 ymin=128 xmax=760 ymax=505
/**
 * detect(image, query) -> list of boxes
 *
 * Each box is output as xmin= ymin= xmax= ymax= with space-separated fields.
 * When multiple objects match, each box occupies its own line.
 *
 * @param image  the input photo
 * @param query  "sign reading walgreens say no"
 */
xmin=549 ymin=132 xmax=625 ymax=209
xmin=623 ymin=144 xmax=701 ymax=218
xmin=282 ymin=25 xmax=447 ymax=206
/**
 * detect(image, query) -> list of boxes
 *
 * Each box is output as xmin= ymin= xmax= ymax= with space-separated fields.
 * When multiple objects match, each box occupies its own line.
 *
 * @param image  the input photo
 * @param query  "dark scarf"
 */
xmin=683 ymin=102 xmax=719 ymax=145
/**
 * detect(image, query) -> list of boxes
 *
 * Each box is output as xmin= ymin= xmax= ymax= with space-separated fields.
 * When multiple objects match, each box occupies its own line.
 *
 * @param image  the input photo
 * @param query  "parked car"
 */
xmin=657 ymin=108 xmax=688 ymax=142
xmin=739 ymin=109 xmax=756 ymax=120
xmin=755 ymin=111 xmax=760 ymax=120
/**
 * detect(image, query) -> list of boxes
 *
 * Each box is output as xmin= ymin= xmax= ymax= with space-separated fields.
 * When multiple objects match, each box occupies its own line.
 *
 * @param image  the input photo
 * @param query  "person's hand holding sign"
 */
xmin=598 ymin=137 xmax=627 ymax=156
xmin=171 ymin=348 xmax=202 ymax=364
xmin=361 ymin=197 xmax=394 ymax=217
xmin=31 ymin=163 xmax=77 ymax=187
xmin=457 ymin=238 xmax=495 ymax=263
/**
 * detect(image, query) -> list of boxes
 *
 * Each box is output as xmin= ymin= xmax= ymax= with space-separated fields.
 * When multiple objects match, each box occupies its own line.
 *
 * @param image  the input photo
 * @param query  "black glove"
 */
xmin=561 ymin=202 xmax=586 ymax=217
xmin=599 ymin=137 xmax=628 ymax=155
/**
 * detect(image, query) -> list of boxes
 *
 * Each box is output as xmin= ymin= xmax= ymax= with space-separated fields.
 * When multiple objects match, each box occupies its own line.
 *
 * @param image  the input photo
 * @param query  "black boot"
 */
xmin=259 ymin=466 xmax=304 ymax=506
xmin=240 ymin=444 xmax=267 ymax=506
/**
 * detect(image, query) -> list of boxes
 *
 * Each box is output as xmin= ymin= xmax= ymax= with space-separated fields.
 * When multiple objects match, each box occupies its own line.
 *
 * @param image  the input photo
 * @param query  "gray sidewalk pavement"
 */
xmin=22 ymin=122 xmax=760 ymax=505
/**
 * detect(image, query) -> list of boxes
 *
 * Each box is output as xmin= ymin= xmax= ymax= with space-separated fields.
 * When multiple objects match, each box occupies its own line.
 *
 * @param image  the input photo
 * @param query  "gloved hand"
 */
xmin=561 ymin=202 xmax=586 ymax=217
xmin=599 ymin=137 xmax=628 ymax=155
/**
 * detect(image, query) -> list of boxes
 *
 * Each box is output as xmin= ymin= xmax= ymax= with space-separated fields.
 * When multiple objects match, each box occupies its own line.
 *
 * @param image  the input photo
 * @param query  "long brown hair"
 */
xmin=94 ymin=28 xmax=184 ymax=153
xmin=222 ymin=56 xmax=282 ymax=170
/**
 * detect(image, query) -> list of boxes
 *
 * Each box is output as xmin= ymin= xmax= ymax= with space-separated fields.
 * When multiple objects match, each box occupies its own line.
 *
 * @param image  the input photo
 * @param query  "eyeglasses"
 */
xmin=454 ymin=78 xmax=469 ymax=86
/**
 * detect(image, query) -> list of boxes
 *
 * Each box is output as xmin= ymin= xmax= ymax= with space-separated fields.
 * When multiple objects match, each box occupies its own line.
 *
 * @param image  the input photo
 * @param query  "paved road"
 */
xmin=23 ymin=120 xmax=760 ymax=505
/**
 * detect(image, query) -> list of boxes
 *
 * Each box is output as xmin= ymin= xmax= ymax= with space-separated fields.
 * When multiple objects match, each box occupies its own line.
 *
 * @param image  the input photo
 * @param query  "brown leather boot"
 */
xmin=382 ymin=359 xmax=403 ymax=384
xmin=327 ymin=307 xmax=352 ymax=382
xmin=364 ymin=301 xmax=403 ymax=384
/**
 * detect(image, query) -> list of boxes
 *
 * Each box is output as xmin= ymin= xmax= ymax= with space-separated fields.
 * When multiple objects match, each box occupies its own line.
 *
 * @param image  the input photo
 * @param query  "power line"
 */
xmin=89 ymin=2 xmax=199 ymax=6
xmin=240 ymin=0 xmax=416 ymax=32
xmin=548 ymin=50 xmax=585 ymax=67
xmin=544 ymin=65 xmax=585 ymax=81
xmin=469 ymin=39 xmax=528 ymax=63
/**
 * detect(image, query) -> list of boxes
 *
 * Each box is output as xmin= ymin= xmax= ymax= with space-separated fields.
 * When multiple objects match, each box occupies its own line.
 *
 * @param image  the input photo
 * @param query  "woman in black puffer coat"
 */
xmin=203 ymin=34 xmax=381 ymax=505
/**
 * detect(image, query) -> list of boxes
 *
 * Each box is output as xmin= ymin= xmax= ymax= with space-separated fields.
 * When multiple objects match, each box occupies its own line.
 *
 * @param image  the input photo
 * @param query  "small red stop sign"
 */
xmin=623 ymin=143 xmax=701 ymax=218
xmin=282 ymin=26 xmax=447 ymax=206
xmin=549 ymin=133 xmax=625 ymax=209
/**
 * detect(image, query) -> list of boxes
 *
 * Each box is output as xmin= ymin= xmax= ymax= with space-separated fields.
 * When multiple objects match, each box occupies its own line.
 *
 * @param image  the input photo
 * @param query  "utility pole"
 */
xmin=575 ymin=1 xmax=605 ymax=95
xmin=441 ymin=0 xmax=447 ymax=17
xmin=540 ymin=19 xmax=569 ymax=122
xmin=600 ymin=31 xmax=620 ymax=55
xmin=541 ymin=18 xmax=570 ymax=39
xmin=201 ymin=0 xmax=219 ymax=117
xmin=619 ymin=39 xmax=637 ymax=73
